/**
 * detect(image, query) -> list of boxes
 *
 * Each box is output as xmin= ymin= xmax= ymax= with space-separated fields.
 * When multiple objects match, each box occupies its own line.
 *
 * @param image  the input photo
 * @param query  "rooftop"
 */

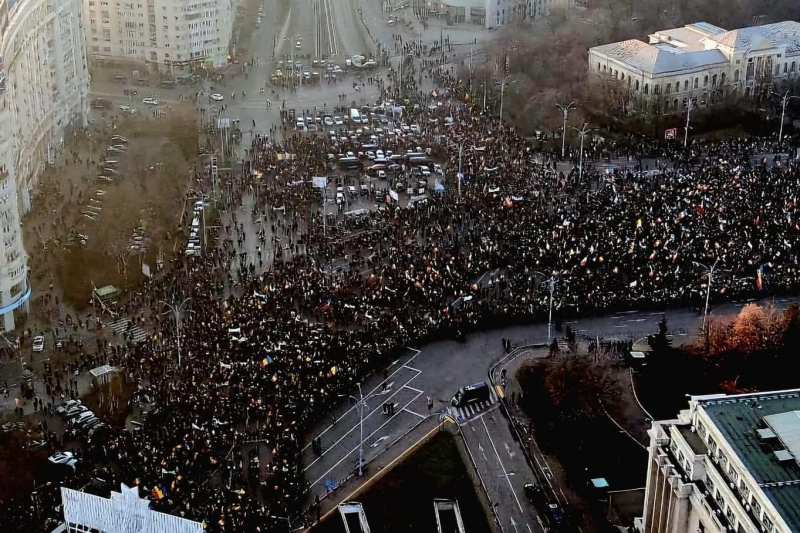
xmin=591 ymin=39 xmax=728 ymax=76
xmin=708 ymin=21 xmax=800 ymax=56
xmin=699 ymin=390 xmax=800 ymax=532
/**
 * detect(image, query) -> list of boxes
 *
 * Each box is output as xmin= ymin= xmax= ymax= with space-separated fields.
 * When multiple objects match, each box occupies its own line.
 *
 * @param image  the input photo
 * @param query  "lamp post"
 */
xmin=160 ymin=297 xmax=191 ymax=368
xmin=572 ymin=122 xmax=591 ymax=183
xmin=534 ymin=271 xmax=558 ymax=343
xmin=684 ymin=97 xmax=693 ymax=148
xmin=774 ymin=90 xmax=800 ymax=144
xmin=693 ymin=258 xmax=720 ymax=335
xmin=555 ymin=101 xmax=576 ymax=159
xmin=340 ymin=383 xmax=366 ymax=477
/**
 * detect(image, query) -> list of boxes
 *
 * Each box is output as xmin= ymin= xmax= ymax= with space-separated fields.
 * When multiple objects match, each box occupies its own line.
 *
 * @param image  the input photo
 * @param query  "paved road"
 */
xmin=302 ymin=293 xmax=800 ymax=522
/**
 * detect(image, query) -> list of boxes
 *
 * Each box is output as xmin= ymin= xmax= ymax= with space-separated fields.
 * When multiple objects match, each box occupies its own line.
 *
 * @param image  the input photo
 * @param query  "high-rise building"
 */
xmin=83 ymin=0 xmax=234 ymax=71
xmin=638 ymin=389 xmax=800 ymax=533
xmin=0 ymin=0 xmax=90 ymax=331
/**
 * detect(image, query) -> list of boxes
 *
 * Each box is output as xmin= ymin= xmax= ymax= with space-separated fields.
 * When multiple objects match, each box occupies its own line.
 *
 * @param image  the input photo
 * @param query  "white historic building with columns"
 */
xmin=589 ymin=21 xmax=800 ymax=114
xmin=0 ymin=0 xmax=90 ymax=331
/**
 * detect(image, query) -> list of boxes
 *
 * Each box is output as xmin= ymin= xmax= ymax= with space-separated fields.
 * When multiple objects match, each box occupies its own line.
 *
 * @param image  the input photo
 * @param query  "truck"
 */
xmin=451 ymin=382 xmax=490 ymax=407
xmin=349 ymin=108 xmax=361 ymax=124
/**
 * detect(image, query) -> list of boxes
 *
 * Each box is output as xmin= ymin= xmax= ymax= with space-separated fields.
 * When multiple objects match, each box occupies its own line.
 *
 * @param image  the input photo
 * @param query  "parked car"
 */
xmin=142 ymin=97 xmax=159 ymax=106
xmin=49 ymin=451 xmax=78 ymax=471
xmin=32 ymin=336 xmax=45 ymax=352
xmin=209 ymin=93 xmax=224 ymax=102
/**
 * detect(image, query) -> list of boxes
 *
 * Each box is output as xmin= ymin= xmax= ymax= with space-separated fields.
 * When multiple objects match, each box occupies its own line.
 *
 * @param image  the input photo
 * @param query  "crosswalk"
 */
xmin=108 ymin=318 xmax=149 ymax=344
xmin=446 ymin=388 xmax=500 ymax=424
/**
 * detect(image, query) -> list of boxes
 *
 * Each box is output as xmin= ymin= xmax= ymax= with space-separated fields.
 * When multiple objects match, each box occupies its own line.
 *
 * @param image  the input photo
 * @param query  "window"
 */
xmin=635 ymin=80 xmax=639 ymax=91
xmin=734 ymin=69 xmax=740 ymax=82
xmin=666 ymin=84 xmax=671 ymax=95
xmin=675 ymin=81 xmax=680 ymax=92
xmin=684 ymin=80 xmax=689 ymax=91
xmin=784 ymin=63 xmax=788 ymax=74
xmin=703 ymin=75 xmax=708 ymax=86
xmin=792 ymin=61 xmax=797 ymax=73
xmin=694 ymin=77 xmax=699 ymax=89
xmin=712 ymin=74 xmax=717 ymax=87
xmin=644 ymin=83 xmax=649 ymax=95
xmin=720 ymin=72 xmax=726 ymax=85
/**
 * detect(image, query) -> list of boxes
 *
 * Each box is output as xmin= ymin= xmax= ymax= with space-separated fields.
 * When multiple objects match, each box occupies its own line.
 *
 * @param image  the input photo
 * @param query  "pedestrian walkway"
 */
xmin=107 ymin=318 xmax=149 ymax=344
xmin=445 ymin=387 xmax=499 ymax=424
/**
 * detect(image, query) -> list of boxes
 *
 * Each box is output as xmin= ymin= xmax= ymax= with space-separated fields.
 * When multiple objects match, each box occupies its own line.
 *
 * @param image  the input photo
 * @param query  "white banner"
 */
xmin=389 ymin=189 xmax=399 ymax=202
xmin=142 ymin=263 xmax=152 ymax=278
xmin=312 ymin=176 xmax=328 ymax=189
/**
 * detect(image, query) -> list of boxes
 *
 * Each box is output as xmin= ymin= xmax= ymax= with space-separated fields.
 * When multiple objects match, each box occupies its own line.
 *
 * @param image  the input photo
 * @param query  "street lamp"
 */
xmin=498 ymin=76 xmax=515 ymax=121
xmin=684 ymin=97 xmax=693 ymax=148
xmin=534 ymin=271 xmax=558 ymax=343
xmin=773 ymin=89 xmax=800 ymax=144
xmin=693 ymin=258 xmax=721 ymax=334
xmin=572 ymin=122 xmax=591 ymax=183
xmin=340 ymin=383 xmax=366 ymax=477
xmin=160 ymin=297 xmax=191 ymax=368
xmin=555 ymin=101 xmax=576 ymax=159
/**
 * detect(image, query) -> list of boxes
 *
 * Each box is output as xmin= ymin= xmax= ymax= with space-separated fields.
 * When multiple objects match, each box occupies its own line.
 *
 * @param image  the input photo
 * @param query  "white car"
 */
xmin=336 ymin=192 xmax=344 ymax=204
xmin=209 ymin=93 xmax=224 ymax=102
xmin=334 ymin=116 xmax=344 ymax=126
xmin=324 ymin=116 xmax=334 ymax=127
xmin=142 ymin=97 xmax=159 ymax=105
xmin=49 ymin=451 xmax=78 ymax=471
xmin=32 ymin=335 xmax=44 ymax=352
xmin=348 ymin=185 xmax=357 ymax=195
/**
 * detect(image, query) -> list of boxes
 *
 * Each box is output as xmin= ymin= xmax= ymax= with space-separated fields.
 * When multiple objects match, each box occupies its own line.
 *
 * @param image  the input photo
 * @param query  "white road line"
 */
xmin=482 ymin=416 xmax=524 ymax=514
xmin=310 ymin=391 xmax=423 ymax=487
xmin=302 ymin=349 xmax=421 ymax=451
xmin=403 ymin=408 xmax=426 ymax=419
xmin=403 ymin=384 xmax=424 ymax=394
xmin=303 ymin=383 xmax=412 ymax=471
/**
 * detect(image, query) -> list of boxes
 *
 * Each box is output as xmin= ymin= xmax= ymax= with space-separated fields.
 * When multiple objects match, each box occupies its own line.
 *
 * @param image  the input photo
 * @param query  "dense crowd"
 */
xmin=3 ymin=43 xmax=800 ymax=533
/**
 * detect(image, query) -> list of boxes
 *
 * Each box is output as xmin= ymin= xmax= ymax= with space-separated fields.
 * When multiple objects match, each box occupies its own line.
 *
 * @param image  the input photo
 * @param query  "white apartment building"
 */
xmin=0 ymin=0 xmax=89 ymax=331
xmin=589 ymin=21 xmax=800 ymax=114
xmin=83 ymin=0 xmax=233 ymax=71
xmin=638 ymin=389 xmax=800 ymax=533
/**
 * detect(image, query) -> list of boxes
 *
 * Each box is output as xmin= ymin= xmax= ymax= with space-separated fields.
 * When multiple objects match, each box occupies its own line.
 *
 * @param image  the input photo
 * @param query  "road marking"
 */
xmin=504 ymin=441 xmax=515 ymax=459
xmin=482 ymin=416 xmax=524 ymax=514
xmin=310 ymin=391 xmax=424 ymax=487
xmin=302 ymin=348 xmax=421 ymax=452
xmin=370 ymin=436 xmax=389 ymax=448
xmin=403 ymin=408 xmax=426 ymax=419
xmin=303 ymin=383 xmax=413 ymax=470
xmin=403 ymin=384 xmax=424 ymax=394
xmin=510 ymin=516 xmax=520 ymax=533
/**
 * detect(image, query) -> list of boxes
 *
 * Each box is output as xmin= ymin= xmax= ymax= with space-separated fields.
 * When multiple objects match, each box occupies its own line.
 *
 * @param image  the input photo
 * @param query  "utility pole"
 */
xmin=555 ymin=101 xmax=576 ymax=159
xmin=161 ymin=297 xmax=191 ymax=368
xmin=684 ymin=97 xmax=693 ymax=148
xmin=776 ymin=90 xmax=800 ymax=144
xmin=693 ymin=258 xmax=720 ymax=335
xmin=535 ymin=271 xmax=558 ymax=342
xmin=499 ymin=77 xmax=507 ymax=120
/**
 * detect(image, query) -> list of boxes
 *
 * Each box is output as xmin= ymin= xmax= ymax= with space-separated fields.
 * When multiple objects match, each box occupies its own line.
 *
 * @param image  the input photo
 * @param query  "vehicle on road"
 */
xmin=209 ymin=93 xmax=224 ymax=102
xmin=334 ymin=116 xmax=344 ymax=126
xmin=32 ymin=336 xmax=44 ymax=352
xmin=323 ymin=116 xmax=334 ymax=126
xmin=451 ymin=382 xmax=490 ymax=407
xmin=48 ymin=451 xmax=78 ymax=471
xmin=142 ymin=97 xmax=159 ymax=106
xmin=56 ymin=400 xmax=81 ymax=415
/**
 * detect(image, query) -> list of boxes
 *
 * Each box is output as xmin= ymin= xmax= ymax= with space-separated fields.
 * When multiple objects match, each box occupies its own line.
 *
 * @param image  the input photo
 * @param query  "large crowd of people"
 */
xmin=2 ymin=38 xmax=800 ymax=533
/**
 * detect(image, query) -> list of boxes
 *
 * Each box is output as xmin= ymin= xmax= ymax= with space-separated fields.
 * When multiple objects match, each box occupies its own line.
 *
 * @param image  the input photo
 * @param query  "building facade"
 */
xmin=0 ymin=0 xmax=90 ymax=331
xmin=638 ymin=389 xmax=800 ymax=533
xmin=83 ymin=0 xmax=234 ymax=71
xmin=439 ymin=0 xmax=567 ymax=28
xmin=589 ymin=21 xmax=800 ymax=115
xmin=54 ymin=483 xmax=204 ymax=532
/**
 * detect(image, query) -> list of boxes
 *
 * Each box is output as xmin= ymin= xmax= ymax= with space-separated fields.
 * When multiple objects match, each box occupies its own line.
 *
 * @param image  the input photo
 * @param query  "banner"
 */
xmin=312 ymin=176 xmax=328 ymax=189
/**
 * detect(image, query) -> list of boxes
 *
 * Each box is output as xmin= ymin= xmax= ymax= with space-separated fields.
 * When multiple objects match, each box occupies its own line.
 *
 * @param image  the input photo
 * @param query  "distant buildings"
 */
xmin=589 ymin=21 xmax=800 ymax=114
xmin=436 ymin=0 xmax=570 ymax=29
xmin=82 ymin=0 xmax=234 ymax=71
xmin=0 ymin=0 xmax=90 ymax=330
xmin=638 ymin=389 xmax=800 ymax=533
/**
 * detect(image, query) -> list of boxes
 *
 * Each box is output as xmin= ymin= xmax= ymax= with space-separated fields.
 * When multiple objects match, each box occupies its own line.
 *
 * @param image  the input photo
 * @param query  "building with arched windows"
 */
xmin=0 ymin=0 xmax=90 ymax=331
xmin=589 ymin=21 xmax=800 ymax=114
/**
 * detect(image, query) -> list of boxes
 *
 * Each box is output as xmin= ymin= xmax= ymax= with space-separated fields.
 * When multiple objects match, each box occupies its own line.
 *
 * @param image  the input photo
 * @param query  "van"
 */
xmin=451 ymin=382 xmax=490 ymax=407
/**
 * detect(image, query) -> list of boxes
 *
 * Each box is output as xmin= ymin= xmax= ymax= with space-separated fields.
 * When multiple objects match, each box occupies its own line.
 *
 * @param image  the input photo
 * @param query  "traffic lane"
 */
xmin=463 ymin=411 xmax=544 ymax=533
xmin=305 ymin=394 xmax=424 ymax=497
xmin=300 ymin=362 xmax=420 ymax=465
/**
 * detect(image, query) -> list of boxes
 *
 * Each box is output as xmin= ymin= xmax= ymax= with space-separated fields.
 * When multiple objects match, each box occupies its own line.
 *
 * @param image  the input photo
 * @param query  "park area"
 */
xmin=312 ymin=431 xmax=492 ymax=533
xmin=23 ymin=106 xmax=199 ymax=317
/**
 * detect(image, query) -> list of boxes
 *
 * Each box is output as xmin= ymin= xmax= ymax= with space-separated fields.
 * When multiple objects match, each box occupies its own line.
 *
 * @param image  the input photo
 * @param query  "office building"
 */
xmin=83 ymin=0 xmax=233 ymax=71
xmin=638 ymin=389 xmax=800 ymax=533
xmin=0 ymin=0 xmax=90 ymax=330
